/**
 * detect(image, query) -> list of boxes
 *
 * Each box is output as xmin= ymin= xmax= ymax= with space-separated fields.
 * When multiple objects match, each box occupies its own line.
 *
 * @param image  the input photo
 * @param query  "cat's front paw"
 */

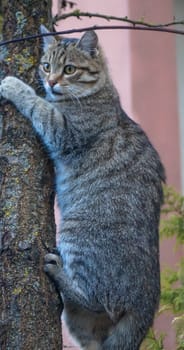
xmin=44 ymin=253 xmax=63 ymax=281
xmin=0 ymin=76 xmax=35 ymax=102
xmin=0 ymin=77 xmax=22 ymax=101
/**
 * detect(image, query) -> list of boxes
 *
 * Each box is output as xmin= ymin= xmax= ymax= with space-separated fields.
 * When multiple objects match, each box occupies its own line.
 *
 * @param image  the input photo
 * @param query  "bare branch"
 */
xmin=0 ymin=24 xmax=184 ymax=48
xmin=60 ymin=0 xmax=76 ymax=9
xmin=53 ymin=10 xmax=184 ymax=28
xmin=0 ymin=25 xmax=181 ymax=47
xmin=55 ymin=0 xmax=76 ymax=18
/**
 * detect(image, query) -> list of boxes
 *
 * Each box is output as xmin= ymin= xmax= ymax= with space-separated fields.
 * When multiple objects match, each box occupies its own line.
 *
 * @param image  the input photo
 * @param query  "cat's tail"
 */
xmin=101 ymin=312 xmax=149 ymax=350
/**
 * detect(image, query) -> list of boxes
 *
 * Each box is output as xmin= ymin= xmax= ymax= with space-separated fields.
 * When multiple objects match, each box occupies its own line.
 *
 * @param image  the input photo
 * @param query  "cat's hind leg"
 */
xmin=101 ymin=312 xmax=147 ymax=350
xmin=44 ymin=254 xmax=114 ymax=350
xmin=62 ymin=301 xmax=113 ymax=350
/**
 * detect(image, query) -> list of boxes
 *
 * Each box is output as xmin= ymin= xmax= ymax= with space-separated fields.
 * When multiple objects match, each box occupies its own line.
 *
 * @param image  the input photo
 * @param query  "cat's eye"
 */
xmin=42 ymin=62 xmax=51 ymax=73
xmin=64 ymin=65 xmax=76 ymax=75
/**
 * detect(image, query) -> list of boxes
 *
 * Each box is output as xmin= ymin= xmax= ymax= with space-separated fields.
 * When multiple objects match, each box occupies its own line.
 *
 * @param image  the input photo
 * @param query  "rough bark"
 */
xmin=0 ymin=1 xmax=62 ymax=349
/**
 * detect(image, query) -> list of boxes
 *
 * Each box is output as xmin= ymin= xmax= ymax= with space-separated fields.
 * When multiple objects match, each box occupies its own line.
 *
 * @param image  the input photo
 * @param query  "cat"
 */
xmin=0 ymin=25 xmax=165 ymax=350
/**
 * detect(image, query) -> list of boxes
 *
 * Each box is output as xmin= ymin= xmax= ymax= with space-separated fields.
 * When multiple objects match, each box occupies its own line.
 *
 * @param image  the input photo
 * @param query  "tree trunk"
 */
xmin=0 ymin=1 xmax=63 ymax=349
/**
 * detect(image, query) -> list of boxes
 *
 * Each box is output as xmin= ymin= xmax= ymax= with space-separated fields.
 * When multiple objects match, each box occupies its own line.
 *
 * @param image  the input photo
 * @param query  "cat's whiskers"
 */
xmin=65 ymin=87 xmax=83 ymax=112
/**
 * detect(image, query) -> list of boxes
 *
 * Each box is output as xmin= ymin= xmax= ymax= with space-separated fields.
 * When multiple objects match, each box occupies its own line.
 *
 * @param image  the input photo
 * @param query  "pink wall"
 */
xmin=129 ymin=2 xmax=182 ymax=349
xmin=52 ymin=1 xmax=182 ymax=349
xmin=129 ymin=0 xmax=181 ymax=190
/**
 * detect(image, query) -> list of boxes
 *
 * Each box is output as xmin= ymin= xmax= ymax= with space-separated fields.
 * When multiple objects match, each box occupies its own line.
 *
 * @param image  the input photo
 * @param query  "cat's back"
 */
xmin=87 ymin=110 xmax=165 ymax=228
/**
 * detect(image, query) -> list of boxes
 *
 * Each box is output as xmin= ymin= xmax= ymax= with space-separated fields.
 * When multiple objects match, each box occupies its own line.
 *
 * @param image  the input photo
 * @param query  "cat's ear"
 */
xmin=77 ymin=31 xmax=98 ymax=57
xmin=40 ymin=25 xmax=57 ymax=52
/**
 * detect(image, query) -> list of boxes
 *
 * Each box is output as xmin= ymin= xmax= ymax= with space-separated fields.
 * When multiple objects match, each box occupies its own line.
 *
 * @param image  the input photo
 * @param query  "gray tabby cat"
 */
xmin=0 ymin=26 xmax=165 ymax=350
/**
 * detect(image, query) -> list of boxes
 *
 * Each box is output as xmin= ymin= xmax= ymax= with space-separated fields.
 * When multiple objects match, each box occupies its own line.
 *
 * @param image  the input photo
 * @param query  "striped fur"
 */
xmin=0 ymin=27 xmax=165 ymax=349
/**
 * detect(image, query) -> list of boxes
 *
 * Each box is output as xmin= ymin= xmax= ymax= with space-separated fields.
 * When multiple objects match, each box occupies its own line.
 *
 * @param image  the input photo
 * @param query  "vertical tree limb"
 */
xmin=0 ymin=1 xmax=62 ymax=349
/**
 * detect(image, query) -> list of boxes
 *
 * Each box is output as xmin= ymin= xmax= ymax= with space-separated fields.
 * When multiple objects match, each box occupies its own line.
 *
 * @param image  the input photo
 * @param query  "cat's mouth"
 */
xmin=49 ymin=84 xmax=63 ymax=95
xmin=51 ymin=90 xmax=63 ymax=96
xmin=47 ymin=86 xmax=64 ymax=100
xmin=45 ymin=82 xmax=63 ymax=97
xmin=46 ymin=88 xmax=64 ymax=102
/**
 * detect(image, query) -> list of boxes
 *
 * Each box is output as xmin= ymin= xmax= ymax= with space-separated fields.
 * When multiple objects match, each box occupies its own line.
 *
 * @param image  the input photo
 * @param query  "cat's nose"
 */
xmin=48 ymin=80 xmax=57 ymax=87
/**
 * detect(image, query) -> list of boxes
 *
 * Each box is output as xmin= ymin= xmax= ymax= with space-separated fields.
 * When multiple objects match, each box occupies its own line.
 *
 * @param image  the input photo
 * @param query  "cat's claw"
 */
xmin=44 ymin=253 xmax=63 ymax=279
xmin=44 ymin=252 xmax=61 ymax=265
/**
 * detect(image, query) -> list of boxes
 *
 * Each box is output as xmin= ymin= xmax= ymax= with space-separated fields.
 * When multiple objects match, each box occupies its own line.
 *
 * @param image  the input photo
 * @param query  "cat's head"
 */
xmin=39 ymin=25 xmax=108 ymax=101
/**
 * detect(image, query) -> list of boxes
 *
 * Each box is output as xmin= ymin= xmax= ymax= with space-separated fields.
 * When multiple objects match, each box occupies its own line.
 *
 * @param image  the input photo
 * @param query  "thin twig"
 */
xmin=1 ymin=24 xmax=184 ymax=48
xmin=60 ymin=0 xmax=76 ymax=9
xmin=53 ymin=10 xmax=184 ymax=28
